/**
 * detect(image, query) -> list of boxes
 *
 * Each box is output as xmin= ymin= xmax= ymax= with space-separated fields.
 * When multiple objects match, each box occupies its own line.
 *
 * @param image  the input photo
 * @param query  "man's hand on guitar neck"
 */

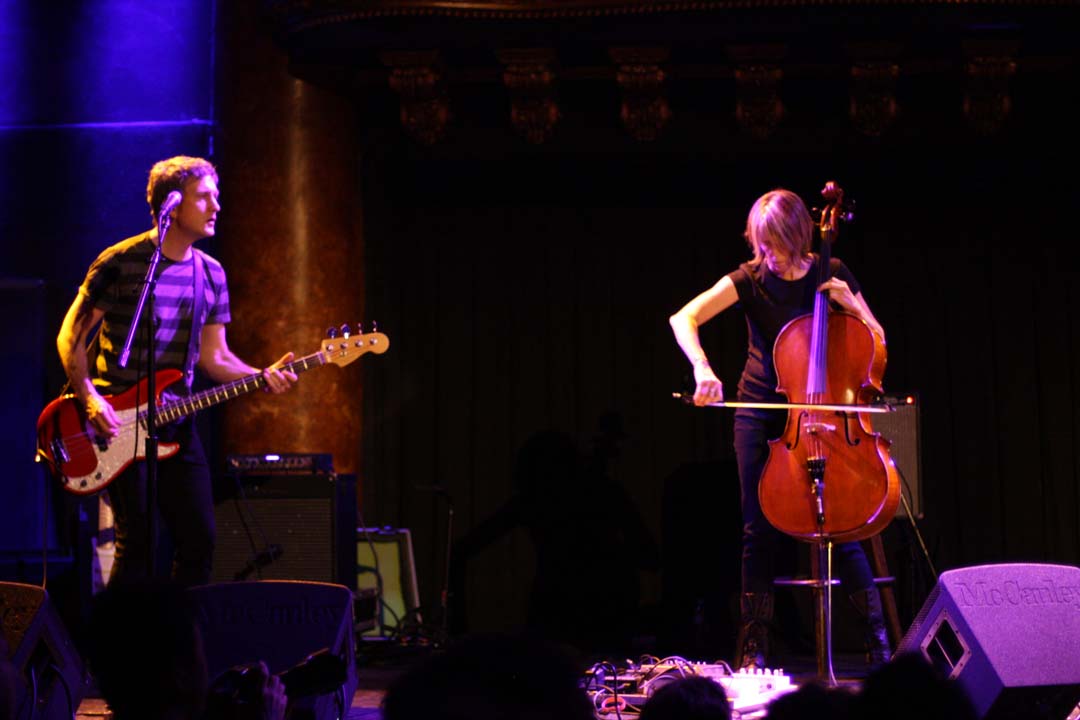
xmin=261 ymin=352 xmax=298 ymax=394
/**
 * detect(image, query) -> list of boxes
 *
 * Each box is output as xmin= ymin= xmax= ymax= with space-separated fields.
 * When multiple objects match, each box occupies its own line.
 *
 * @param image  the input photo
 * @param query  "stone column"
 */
xmin=214 ymin=0 xmax=364 ymax=476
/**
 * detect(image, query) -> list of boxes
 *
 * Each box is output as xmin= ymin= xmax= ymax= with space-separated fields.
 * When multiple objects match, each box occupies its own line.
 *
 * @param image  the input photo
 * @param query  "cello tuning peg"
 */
xmin=841 ymin=200 xmax=856 ymax=223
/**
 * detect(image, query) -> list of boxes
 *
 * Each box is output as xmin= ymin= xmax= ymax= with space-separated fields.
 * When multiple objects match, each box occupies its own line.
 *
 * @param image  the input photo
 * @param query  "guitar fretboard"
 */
xmin=139 ymin=352 xmax=327 ymax=425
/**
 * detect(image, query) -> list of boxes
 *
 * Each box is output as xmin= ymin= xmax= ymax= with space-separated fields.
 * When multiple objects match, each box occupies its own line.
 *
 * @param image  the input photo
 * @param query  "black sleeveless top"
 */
xmin=727 ymin=255 xmax=860 ymax=404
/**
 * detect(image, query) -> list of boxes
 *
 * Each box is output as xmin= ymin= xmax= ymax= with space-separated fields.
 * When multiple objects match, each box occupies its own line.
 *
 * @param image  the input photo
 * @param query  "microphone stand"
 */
xmin=119 ymin=214 xmax=170 ymax=577
xmin=439 ymin=493 xmax=453 ymax=647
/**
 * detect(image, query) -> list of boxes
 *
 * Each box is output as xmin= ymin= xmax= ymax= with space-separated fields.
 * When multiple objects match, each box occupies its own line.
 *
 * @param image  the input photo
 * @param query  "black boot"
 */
xmin=736 ymin=592 xmax=773 ymax=670
xmin=849 ymin=587 xmax=891 ymax=668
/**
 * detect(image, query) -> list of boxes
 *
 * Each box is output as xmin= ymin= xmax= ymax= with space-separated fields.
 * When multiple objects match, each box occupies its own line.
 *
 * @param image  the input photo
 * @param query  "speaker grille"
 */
xmin=211 ymin=473 xmax=356 ymax=588
xmin=896 ymin=563 xmax=1080 ymax=719
xmin=214 ymin=497 xmax=334 ymax=583
xmin=872 ymin=397 xmax=922 ymax=518
xmin=0 ymin=582 xmax=90 ymax=719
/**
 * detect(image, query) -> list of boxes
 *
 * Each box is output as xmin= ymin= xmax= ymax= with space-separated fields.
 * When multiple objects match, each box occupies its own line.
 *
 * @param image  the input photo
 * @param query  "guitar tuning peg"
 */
xmin=326 ymin=327 xmax=338 ymax=339
xmin=356 ymin=322 xmax=364 ymax=335
xmin=372 ymin=320 xmax=379 ymax=333
xmin=340 ymin=323 xmax=351 ymax=339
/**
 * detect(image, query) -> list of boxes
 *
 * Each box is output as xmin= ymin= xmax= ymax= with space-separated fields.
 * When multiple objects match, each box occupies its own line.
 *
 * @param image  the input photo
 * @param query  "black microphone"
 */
xmin=233 ymin=543 xmax=284 ymax=581
xmin=158 ymin=190 xmax=183 ymax=225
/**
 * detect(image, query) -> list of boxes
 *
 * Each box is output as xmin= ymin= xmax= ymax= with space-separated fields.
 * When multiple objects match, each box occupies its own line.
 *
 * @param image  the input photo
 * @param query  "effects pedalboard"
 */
xmin=583 ymin=657 xmax=796 ymax=720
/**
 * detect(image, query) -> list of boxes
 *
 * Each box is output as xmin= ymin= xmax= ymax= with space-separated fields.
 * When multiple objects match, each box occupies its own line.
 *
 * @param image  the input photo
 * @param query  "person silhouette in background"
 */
xmin=451 ymin=419 xmax=658 ymax=658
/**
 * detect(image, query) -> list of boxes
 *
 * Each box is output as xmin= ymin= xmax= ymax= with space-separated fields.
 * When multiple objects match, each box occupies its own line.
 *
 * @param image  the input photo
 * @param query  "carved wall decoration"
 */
xmin=850 ymin=60 xmax=900 ymax=137
xmin=729 ymin=46 xmax=786 ymax=141
xmin=264 ymin=4 xmax=1073 ymax=149
xmin=497 ymin=48 xmax=560 ymax=145
xmin=610 ymin=47 xmax=671 ymax=142
xmin=963 ymin=51 xmax=1017 ymax=138
xmin=732 ymin=64 xmax=783 ymax=141
xmin=381 ymin=50 xmax=451 ymax=145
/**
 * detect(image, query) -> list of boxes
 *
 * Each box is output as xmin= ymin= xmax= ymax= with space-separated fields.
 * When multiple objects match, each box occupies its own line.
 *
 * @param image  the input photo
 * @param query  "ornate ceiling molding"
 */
xmin=270 ymin=1 xmax=1075 ymax=145
xmin=267 ymin=0 xmax=1076 ymax=25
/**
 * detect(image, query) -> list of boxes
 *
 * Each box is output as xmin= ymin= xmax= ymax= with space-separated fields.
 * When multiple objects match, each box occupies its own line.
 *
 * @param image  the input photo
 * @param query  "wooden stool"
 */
xmin=862 ymin=532 xmax=904 ymax=648
xmin=774 ymin=532 xmax=904 ymax=651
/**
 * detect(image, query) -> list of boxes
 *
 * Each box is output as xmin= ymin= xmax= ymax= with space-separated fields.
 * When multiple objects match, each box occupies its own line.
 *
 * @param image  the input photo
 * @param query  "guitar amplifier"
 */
xmin=356 ymin=527 xmax=421 ymax=636
xmin=225 ymin=453 xmax=334 ymax=476
xmin=212 ymin=468 xmax=356 ymax=590
xmin=873 ymin=394 xmax=923 ymax=519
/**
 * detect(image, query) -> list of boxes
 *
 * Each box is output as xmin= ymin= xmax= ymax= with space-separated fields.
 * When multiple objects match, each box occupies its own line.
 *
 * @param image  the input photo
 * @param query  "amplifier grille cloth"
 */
xmin=212 ymin=498 xmax=334 ymax=583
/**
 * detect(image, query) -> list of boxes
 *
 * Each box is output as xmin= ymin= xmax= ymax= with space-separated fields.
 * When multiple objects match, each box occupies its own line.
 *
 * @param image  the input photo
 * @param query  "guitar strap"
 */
xmin=184 ymin=250 xmax=205 ymax=391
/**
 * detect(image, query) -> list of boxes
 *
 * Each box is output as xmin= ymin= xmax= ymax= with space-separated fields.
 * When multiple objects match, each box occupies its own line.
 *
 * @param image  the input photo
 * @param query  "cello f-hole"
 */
xmin=842 ymin=413 xmax=862 ymax=447
xmin=787 ymin=410 xmax=809 ymax=450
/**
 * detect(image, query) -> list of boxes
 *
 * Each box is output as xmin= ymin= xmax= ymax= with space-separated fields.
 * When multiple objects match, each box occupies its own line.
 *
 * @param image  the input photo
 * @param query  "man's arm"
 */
xmin=197 ymin=323 xmax=297 ymax=393
xmin=57 ymin=294 xmax=120 ymax=435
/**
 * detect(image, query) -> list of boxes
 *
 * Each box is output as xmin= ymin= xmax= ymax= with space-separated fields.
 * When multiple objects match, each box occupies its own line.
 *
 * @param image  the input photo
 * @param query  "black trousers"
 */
xmin=106 ymin=420 xmax=215 ymax=587
xmin=734 ymin=410 xmax=874 ymax=596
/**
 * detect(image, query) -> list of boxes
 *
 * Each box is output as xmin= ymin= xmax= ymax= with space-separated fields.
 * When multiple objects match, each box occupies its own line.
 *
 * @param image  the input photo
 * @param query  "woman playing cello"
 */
xmin=669 ymin=188 xmax=890 ymax=671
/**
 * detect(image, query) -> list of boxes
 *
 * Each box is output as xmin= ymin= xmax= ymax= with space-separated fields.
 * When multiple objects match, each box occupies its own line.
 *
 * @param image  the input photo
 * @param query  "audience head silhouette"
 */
xmin=764 ymin=681 xmax=855 ymax=719
xmin=854 ymin=652 xmax=977 ymax=720
xmin=640 ymin=675 xmax=732 ymax=720
xmin=85 ymin=579 xmax=208 ymax=720
xmin=381 ymin=632 xmax=593 ymax=720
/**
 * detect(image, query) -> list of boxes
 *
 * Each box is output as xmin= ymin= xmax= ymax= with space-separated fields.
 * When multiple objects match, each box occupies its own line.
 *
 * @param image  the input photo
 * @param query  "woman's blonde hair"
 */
xmin=744 ymin=188 xmax=814 ymax=267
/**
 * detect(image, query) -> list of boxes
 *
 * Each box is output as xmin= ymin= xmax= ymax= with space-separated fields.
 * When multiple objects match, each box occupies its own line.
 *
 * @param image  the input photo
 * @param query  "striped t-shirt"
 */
xmin=80 ymin=229 xmax=231 ymax=395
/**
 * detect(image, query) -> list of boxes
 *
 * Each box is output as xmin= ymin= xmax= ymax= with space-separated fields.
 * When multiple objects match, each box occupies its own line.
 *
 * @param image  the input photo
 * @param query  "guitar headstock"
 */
xmin=319 ymin=324 xmax=390 ymax=368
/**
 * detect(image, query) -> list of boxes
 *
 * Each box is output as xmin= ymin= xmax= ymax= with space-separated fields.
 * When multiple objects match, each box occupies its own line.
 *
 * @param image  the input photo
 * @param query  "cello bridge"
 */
xmin=802 ymin=421 xmax=836 ymax=435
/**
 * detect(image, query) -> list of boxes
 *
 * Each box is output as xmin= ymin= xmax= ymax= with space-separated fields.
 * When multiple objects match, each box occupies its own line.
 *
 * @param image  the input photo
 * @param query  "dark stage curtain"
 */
xmin=356 ymin=123 xmax=1080 ymax=647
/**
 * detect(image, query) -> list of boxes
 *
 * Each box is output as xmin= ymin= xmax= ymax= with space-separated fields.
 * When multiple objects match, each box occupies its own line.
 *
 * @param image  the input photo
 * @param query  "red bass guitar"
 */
xmin=36 ymin=329 xmax=388 ymax=496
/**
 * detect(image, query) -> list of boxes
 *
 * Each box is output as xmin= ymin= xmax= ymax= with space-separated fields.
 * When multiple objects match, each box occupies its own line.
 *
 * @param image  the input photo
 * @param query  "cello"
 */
xmin=758 ymin=181 xmax=900 ymax=542
xmin=757 ymin=181 xmax=901 ymax=682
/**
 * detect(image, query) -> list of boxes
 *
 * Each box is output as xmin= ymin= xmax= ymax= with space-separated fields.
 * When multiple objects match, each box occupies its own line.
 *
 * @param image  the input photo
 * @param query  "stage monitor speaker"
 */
xmin=896 ymin=563 xmax=1080 ymax=719
xmin=873 ymin=394 xmax=922 ymax=519
xmin=0 ymin=581 xmax=90 ymax=720
xmin=212 ymin=472 xmax=357 ymax=589
xmin=190 ymin=580 xmax=358 ymax=720
xmin=356 ymin=527 xmax=421 ymax=637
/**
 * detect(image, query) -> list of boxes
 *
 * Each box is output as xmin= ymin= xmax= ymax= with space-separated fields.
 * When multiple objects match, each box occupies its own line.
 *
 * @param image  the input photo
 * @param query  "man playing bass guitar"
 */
xmin=56 ymin=155 xmax=296 ymax=586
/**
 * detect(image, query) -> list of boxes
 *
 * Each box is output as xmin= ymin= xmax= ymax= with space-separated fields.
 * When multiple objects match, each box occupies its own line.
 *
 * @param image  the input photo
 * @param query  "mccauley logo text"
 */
xmin=955 ymin=579 xmax=1080 ymax=611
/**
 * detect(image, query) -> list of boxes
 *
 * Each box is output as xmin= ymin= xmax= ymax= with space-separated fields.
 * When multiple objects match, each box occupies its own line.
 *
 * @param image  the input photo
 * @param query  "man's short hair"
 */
xmin=146 ymin=156 xmax=218 ymax=221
